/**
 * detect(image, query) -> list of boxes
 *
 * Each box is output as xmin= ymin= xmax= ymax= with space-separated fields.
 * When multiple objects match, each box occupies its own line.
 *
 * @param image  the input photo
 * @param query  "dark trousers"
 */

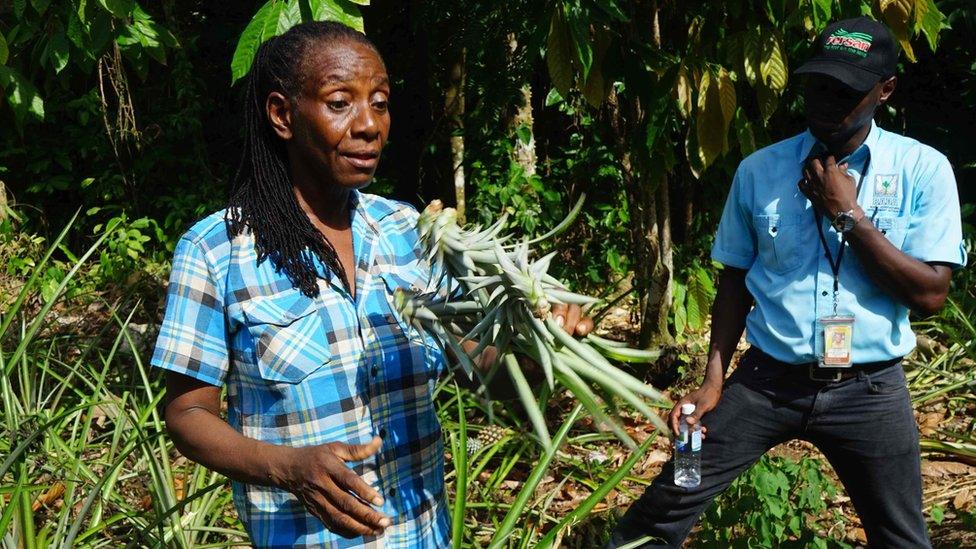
xmin=607 ymin=348 xmax=930 ymax=548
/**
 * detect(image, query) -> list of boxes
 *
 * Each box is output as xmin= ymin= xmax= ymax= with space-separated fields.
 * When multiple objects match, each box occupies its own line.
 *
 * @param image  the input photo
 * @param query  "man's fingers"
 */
xmin=332 ymin=436 xmax=382 ymax=462
xmin=551 ymin=303 xmax=568 ymax=328
xmin=335 ymin=468 xmax=385 ymax=507
xmin=809 ymin=157 xmax=825 ymax=178
xmin=668 ymin=404 xmax=683 ymax=434
xmin=563 ymin=305 xmax=582 ymax=336
xmin=575 ymin=317 xmax=594 ymax=337
xmin=824 ymin=154 xmax=837 ymax=167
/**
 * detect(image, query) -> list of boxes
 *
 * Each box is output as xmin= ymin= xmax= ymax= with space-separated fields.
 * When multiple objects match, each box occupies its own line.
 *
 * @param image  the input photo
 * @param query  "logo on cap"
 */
xmin=824 ymin=29 xmax=873 ymax=57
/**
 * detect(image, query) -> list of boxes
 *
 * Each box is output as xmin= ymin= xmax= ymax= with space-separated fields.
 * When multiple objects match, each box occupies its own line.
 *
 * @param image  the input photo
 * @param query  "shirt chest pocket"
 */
xmin=873 ymin=215 xmax=909 ymax=250
xmin=241 ymin=290 xmax=332 ymax=384
xmin=754 ymin=214 xmax=805 ymax=274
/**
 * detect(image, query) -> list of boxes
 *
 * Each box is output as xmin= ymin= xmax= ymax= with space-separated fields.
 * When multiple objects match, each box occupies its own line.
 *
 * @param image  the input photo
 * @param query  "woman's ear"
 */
xmin=267 ymin=91 xmax=293 ymax=140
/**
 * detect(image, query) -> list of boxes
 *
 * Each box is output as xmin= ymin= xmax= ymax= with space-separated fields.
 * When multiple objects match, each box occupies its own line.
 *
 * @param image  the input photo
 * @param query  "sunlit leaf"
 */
xmin=717 ymin=67 xmax=736 ymax=131
xmin=581 ymin=28 xmax=612 ymax=107
xmin=811 ymin=0 xmax=832 ymax=30
xmin=742 ymin=28 xmax=761 ymax=86
xmin=0 ymin=66 xmax=45 ymax=127
xmin=674 ymin=66 xmax=692 ymax=119
xmin=97 ymin=0 xmax=134 ymax=19
xmin=696 ymin=69 xmax=726 ymax=172
xmin=913 ymin=0 xmax=944 ymax=52
xmin=311 ymin=0 xmax=365 ymax=32
xmin=230 ymin=0 xmax=291 ymax=84
xmin=880 ymin=0 xmax=916 ymax=62
xmin=760 ymin=32 xmax=787 ymax=91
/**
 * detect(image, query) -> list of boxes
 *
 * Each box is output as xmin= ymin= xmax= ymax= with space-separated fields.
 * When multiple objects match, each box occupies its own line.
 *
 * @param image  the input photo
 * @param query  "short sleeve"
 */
xmin=902 ymin=155 xmax=968 ymax=268
xmin=711 ymin=168 xmax=757 ymax=269
xmin=151 ymin=237 xmax=230 ymax=386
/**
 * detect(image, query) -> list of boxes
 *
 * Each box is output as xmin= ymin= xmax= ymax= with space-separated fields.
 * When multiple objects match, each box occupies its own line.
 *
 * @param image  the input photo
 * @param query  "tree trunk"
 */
xmin=613 ymin=0 xmax=674 ymax=348
xmin=509 ymin=33 xmax=537 ymax=177
xmin=0 ymin=179 xmax=7 ymax=221
xmin=445 ymin=49 xmax=467 ymax=223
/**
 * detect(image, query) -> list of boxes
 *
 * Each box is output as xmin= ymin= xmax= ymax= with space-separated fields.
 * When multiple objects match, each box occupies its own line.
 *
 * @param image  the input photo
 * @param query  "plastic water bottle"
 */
xmin=674 ymin=403 xmax=701 ymax=488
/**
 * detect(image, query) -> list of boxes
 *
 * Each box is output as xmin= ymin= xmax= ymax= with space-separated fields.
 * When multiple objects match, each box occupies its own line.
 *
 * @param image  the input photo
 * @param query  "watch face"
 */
xmin=833 ymin=213 xmax=855 ymax=232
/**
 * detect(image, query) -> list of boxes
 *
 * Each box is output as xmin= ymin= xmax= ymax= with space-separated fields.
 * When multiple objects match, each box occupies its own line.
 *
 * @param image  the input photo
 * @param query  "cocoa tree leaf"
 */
xmin=756 ymin=80 xmax=779 ymax=122
xmin=881 ymin=0 xmax=916 ymax=62
xmin=581 ymin=28 xmax=612 ymax=108
xmin=695 ymin=69 xmax=725 ymax=173
xmin=742 ymin=28 xmax=761 ymax=86
xmin=913 ymin=0 xmax=944 ymax=52
xmin=97 ymin=0 xmax=134 ymax=19
xmin=0 ymin=66 xmax=45 ymax=127
xmin=0 ymin=34 xmax=7 ymax=66
xmin=760 ymin=32 xmax=787 ymax=91
xmin=674 ymin=66 xmax=692 ymax=119
xmin=311 ymin=0 xmax=365 ymax=32
xmin=546 ymin=6 xmax=575 ymax=99
xmin=717 ymin=67 xmax=737 ymax=144
xmin=230 ymin=0 xmax=290 ymax=84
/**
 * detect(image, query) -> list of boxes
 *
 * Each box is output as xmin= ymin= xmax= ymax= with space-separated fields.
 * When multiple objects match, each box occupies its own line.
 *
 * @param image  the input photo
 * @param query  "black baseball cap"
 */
xmin=794 ymin=17 xmax=897 ymax=92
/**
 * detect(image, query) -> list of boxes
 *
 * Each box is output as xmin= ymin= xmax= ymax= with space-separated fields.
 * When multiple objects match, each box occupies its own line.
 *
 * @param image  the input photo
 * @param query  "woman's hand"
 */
xmin=278 ymin=436 xmax=391 ymax=538
xmin=550 ymin=303 xmax=594 ymax=337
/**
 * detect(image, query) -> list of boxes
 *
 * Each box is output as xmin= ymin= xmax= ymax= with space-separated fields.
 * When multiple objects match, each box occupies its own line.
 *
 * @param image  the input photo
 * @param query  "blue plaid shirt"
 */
xmin=151 ymin=191 xmax=451 ymax=548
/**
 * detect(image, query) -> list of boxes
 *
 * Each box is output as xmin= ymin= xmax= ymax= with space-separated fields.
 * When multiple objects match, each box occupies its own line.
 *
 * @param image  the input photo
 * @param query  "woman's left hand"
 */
xmin=550 ymin=303 xmax=594 ymax=338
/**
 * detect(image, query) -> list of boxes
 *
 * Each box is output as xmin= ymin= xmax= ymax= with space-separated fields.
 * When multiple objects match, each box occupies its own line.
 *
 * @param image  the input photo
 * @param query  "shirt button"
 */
xmin=379 ymin=428 xmax=387 ymax=439
xmin=371 ymin=365 xmax=379 ymax=377
xmin=822 ymin=291 xmax=828 ymax=296
xmin=388 ymin=488 xmax=396 ymax=497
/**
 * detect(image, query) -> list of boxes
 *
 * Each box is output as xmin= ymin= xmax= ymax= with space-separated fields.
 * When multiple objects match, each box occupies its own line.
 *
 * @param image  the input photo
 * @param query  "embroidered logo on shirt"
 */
xmin=872 ymin=174 xmax=900 ymax=210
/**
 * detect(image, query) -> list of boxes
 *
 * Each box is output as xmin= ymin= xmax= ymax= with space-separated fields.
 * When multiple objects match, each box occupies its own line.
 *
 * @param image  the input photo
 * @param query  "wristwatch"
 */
xmin=831 ymin=208 xmax=864 ymax=233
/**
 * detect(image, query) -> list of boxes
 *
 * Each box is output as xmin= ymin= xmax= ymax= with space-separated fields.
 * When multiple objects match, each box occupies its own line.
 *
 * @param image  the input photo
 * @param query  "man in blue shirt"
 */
xmin=608 ymin=17 xmax=966 ymax=548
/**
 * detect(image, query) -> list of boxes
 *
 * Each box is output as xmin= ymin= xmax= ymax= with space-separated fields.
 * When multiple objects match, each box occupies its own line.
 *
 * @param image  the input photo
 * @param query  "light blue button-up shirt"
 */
xmin=712 ymin=121 xmax=967 ymax=364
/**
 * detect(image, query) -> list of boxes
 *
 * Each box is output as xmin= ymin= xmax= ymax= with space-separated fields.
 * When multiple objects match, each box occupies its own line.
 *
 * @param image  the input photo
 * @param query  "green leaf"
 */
xmin=913 ymin=0 xmax=944 ymax=52
xmin=546 ymin=6 xmax=574 ymax=98
xmin=592 ymin=0 xmax=628 ymax=22
xmin=672 ymin=282 xmax=687 ymax=335
xmin=564 ymin=4 xmax=593 ymax=80
xmin=742 ymin=28 xmax=761 ymax=86
xmin=756 ymin=80 xmax=779 ymax=122
xmin=311 ymin=0 xmax=365 ymax=32
xmin=581 ymin=28 xmax=611 ymax=107
xmin=344 ymin=0 xmax=369 ymax=4
xmin=760 ymin=32 xmax=787 ymax=91
xmin=0 ymin=34 xmax=8 ymax=66
xmin=695 ymin=69 xmax=726 ymax=173
xmin=930 ymin=504 xmax=944 ymax=525
xmin=14 ymin=0 xmax=26 ymax=17
xmin=811 ymin=0 xmax=832 ymax=30
xmin=0 ymin=66 xmax=45 ymax=126
xmin=48 ymin=33 xmax=70 ymax=74
xmin=230 ymin=0 xmax=292 ymax=85
xmin=685 ymin=267 xmax=715 ymax=331
xmin=31 ymin=0 xmax=52 ymax=15
xmin=298 ymin=0 xmax=314 ymax=22
xmin=97 ymin=0 xmax=134 ymax=19
xmin=674 ymin=66 xmax=692 ymax=119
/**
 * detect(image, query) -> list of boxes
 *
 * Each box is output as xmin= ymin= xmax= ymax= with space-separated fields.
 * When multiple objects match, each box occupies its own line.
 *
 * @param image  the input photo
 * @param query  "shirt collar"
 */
xmin=798 ymin=119 xmax=879 ymax=166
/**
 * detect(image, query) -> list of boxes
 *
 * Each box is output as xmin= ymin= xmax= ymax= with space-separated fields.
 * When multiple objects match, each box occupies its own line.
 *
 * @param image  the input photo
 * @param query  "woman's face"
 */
xmin=270 ymin=39 xmax=391 ymax=191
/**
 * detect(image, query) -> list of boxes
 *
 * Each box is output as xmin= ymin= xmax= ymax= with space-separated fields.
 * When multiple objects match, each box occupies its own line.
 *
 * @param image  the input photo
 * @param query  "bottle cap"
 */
xmin=680 ymin=403 xmax=696 ymax=415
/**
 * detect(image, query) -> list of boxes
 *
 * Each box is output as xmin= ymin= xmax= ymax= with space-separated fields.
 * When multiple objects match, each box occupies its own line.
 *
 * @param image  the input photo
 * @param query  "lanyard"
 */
xmin=812 ymin=150 xmax=871 ymax=316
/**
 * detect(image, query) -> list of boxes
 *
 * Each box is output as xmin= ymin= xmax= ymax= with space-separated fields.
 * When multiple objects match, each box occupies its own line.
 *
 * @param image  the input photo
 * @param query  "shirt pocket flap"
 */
xmin=243 ymin=289 xmax=321 ymax=327
xmin=242 ymin=290 xmax=331 ymax=384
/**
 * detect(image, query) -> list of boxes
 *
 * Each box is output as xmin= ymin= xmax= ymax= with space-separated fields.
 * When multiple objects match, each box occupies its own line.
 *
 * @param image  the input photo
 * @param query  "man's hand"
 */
xmin=667 ymin=380 xmax=722 ymax=440
xmin=798 ymin=154 xmax=860 ymax=219
xmin=279 ymin=437 xmax=391 ymax=538
xmin=550 ymin=303 xmax=594 ymax=337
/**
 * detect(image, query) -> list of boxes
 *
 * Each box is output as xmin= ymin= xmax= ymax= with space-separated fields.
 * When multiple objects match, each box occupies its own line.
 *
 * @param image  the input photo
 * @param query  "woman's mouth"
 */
xmin=341 ymin=151 xmax=380 ymax=170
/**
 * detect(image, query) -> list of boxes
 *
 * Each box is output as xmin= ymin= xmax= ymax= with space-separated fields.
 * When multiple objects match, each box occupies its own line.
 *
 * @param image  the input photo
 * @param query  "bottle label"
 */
xmin=676 ymin=427 xmax=701 ymax=453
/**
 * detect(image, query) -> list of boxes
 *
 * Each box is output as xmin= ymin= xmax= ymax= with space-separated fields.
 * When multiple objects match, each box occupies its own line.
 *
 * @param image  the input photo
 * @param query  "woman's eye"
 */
xmin=373 ymin=100 xmax=389 ymax=112
xmin=327 ymin=100 xmax=349 ymax=111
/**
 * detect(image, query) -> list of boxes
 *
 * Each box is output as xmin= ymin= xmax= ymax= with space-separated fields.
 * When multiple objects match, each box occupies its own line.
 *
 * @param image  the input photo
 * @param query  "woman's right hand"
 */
xmin=667 ymin=380 xmax=722 ymax=439
xmin=278 ymin=436 xmax=391 ymax=538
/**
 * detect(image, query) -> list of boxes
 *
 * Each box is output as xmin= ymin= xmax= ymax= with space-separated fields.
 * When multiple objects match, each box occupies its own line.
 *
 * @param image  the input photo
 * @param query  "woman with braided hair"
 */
xmin=152 ymin=21 xmax=587 ymax=547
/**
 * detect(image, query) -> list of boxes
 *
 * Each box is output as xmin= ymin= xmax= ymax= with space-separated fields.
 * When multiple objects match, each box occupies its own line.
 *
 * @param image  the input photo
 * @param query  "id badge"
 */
xmin=818 ymin=315 xmax=854 ymax=367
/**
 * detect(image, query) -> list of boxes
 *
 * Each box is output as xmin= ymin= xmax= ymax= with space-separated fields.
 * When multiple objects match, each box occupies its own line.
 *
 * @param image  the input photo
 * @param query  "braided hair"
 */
xmin=226 ymin=21 xmax=383 ymax=298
